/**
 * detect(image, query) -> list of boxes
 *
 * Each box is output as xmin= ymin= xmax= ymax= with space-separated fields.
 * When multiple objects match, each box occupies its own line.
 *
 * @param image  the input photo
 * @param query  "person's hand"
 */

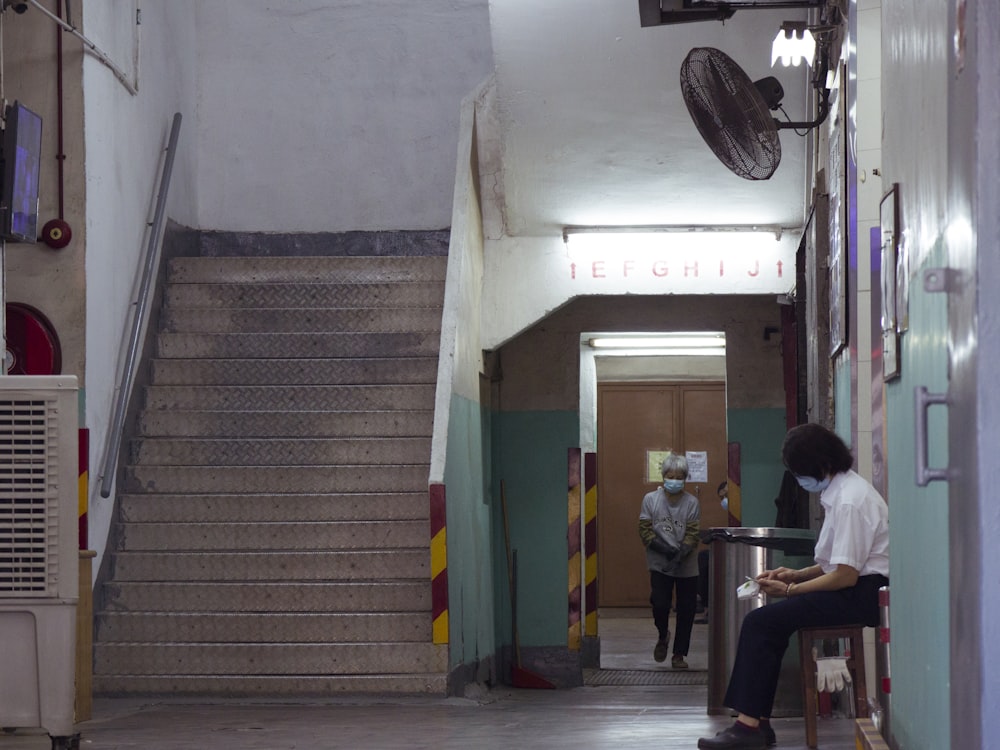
xmin=648 ymin=537 xmax=680 ymax=559
xmin=756 ymin=577 xmax=791 ymax=598
xmin=757 ymin=566 xmax=797 ymax=583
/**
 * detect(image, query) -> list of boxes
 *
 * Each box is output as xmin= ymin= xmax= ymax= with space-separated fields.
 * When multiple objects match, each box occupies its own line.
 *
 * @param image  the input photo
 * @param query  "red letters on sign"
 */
xmin=569 ymin=258 xmax=785 ymax=281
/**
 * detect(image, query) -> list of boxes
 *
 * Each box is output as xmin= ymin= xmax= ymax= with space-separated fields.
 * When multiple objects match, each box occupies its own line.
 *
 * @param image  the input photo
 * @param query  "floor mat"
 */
xmin=584 ymin=668 xmax=709 ymax=687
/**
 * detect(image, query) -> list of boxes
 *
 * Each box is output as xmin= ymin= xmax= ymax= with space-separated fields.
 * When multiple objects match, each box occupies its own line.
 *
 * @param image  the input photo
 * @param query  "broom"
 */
xmin=501 ymin=480 xmax=556 ymax=689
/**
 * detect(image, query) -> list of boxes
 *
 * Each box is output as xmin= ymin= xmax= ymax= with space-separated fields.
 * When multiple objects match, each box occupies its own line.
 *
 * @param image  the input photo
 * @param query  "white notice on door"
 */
xmin=685 ymin=451 xmax=708 ymax=483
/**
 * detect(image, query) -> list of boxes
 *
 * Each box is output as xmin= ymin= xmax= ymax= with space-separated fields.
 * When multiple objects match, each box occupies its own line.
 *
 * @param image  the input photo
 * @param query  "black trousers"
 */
xmin=723 ymin=574 xmax=888 ymax=719
xmin=649 ymin=570 xmax=699 ymax=656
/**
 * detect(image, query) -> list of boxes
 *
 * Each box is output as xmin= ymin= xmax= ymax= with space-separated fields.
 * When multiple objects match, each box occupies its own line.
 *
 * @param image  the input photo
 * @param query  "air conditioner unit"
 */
xmin=0 ymin=375 xmax=80 ymax=749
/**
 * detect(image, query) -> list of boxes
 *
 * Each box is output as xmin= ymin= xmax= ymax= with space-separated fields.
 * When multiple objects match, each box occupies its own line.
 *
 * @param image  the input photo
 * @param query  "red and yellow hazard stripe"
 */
xmin=429 ymin=483 xmax=449 ymax=644
xmin=583 ymin=452 xmax=598 ymax=637
xmin=567 ymin=449 xmax=582 ymax=650
xmin=78 ymin=428 xmax=89 ymax=550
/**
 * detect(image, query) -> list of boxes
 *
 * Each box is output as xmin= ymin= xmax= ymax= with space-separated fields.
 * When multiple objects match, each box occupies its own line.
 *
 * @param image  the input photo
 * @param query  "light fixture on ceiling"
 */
xmin=563 ymin=224 xmax=786 ymax=241
xmin=587 ymin=333 xmax=726 ymax=356
xmin=771 ymin=22 xmax=816 ymax=67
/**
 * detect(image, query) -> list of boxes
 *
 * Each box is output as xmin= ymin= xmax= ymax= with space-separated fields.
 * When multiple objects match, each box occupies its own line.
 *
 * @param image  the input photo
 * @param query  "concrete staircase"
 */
xmin=93 ymin=254 xmax=449 ymax=695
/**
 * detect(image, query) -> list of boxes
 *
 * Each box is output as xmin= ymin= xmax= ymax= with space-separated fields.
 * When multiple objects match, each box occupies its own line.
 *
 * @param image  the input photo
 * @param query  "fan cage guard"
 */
xmin=680 ymin=47 xmax=782 ymax=181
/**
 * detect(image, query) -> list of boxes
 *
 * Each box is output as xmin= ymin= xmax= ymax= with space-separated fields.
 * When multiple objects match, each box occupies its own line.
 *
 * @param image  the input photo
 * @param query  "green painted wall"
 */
xmin=492 ymin=409 xmax=579 ymax=647
xmin=727 ymin=408 xmax=787 ymax=527
xmin=443 ymin=394 xmax=496 ymax=667
xmin=883 ymin=243 xmax=950 ymax=749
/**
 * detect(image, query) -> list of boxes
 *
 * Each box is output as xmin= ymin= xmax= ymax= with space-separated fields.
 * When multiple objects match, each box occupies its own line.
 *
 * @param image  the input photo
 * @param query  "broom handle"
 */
xmin=500 ymin=480 xmax=522 ymax=665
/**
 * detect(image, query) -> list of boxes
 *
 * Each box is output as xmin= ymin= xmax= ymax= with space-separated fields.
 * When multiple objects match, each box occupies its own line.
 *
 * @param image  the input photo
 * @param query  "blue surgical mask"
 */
xmin=794 ymin=474 xmax=831 ymax=493
xmin=663 ymin=479 xmax=685 ymax=494
xmin=721 ymin=497 xmax=729 ymax=511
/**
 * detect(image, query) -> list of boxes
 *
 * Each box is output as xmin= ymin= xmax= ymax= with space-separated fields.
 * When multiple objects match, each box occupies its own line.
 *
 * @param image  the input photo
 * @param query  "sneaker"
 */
xmin=672 ymin=654 xmax=689 ymax=669
xmin=760 ymin=722 xmax=776 ymax=747
xmin=697 ymin=723 xmax=767 ymax=750
xmin=653 ymin=639 xmax=669 ymax=662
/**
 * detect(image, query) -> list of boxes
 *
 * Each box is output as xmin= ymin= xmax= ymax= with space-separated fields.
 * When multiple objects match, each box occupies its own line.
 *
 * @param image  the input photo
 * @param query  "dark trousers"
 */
xmin=723 ymin=574 xmax=888 ymax=719
xmin=649 ymin=570 xmax=699 ymax=656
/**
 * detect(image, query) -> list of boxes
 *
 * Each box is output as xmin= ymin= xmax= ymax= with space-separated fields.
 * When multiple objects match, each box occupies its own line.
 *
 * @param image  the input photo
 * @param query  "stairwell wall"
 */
xmin=431 ymin=82 xmax=496 ymax=689
xmin=81 ymin=1 xmax=199 ymax=578
xmin=191 ymin=1 xmax=493 ymax=233
xmin=1 ymin=2 xmax=200 ymax=579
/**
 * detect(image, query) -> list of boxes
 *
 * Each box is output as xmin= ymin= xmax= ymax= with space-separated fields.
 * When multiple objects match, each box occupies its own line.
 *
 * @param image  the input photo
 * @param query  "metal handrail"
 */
xmin=99 ymin=112 xmax=182 ymax=498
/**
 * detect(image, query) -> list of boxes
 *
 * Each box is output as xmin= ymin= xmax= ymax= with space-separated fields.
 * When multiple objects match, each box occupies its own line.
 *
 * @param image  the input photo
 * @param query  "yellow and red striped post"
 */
xmin=78 ymin=428 xmax=89 ymax=549
xmin=429 ymin=483 xmax=449 ymax=644
xmin=583 ymin=452 xmax=598 ymax=637
xmin=567 ymin=449 xmax=582 ymax=650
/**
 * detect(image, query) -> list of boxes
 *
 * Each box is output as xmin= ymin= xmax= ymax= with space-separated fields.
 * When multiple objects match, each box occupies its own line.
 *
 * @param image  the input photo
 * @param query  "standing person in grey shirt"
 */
xmin=638 ymin=452 xmax=701 ymax=669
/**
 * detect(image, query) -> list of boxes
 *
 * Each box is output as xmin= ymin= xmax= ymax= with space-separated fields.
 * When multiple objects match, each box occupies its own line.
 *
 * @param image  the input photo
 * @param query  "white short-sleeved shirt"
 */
xmin=813 ymin=470 xmax=889 ymax=576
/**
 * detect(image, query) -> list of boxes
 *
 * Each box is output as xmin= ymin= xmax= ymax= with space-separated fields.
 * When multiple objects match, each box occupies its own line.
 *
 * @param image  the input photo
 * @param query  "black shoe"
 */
xmin=653 ymin=639 xmax=669 ymax=662
xmin=760 ymin=723 xmax=776 ymax=747
xmin=697 ymin=723 xmax=767 ymax=750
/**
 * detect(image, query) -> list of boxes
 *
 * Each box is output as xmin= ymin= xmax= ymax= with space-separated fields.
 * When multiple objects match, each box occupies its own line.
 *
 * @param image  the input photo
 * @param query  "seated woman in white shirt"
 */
xmin=697 ymin=423 xmax=889 ymax=750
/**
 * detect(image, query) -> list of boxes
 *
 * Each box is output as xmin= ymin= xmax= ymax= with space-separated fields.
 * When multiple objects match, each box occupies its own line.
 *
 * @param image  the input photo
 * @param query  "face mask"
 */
xmin=721 ymin=497 xmax=729 ymax=511
xmin=795 ymin=474 xmax=831 ymax=493
xmin=663 ymin=479 xmax=685 ymax=494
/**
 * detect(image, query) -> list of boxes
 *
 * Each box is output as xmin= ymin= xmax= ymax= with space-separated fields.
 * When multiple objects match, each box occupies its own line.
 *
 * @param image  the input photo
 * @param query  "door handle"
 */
xmin=914 ymin=386 xmax=949 ymax=486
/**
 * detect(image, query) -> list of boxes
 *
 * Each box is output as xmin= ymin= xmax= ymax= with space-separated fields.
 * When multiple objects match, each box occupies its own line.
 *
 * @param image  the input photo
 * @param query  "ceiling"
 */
xmin=488 ymin=2 xmax=814 ymax=237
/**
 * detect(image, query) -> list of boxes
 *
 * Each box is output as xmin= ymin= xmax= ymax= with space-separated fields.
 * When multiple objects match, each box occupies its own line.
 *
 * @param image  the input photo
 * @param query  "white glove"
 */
xmin=815 ymin=656 xmax=852 ymax=692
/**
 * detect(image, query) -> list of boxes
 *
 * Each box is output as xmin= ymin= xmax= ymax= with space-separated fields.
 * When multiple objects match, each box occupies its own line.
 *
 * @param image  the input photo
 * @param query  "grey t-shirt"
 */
xmin=639 ymin=487 xmax=700 ymax=577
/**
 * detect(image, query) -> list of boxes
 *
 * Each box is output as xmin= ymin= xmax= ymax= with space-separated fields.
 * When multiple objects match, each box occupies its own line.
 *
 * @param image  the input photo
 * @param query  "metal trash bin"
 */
xmin=707 ymin=527 xmax=817 ymax=717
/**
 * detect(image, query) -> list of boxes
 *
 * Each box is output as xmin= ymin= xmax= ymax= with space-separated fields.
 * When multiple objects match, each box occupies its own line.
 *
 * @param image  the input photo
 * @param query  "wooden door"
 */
xmin=597 ymin=382 xmax=727 ymax=607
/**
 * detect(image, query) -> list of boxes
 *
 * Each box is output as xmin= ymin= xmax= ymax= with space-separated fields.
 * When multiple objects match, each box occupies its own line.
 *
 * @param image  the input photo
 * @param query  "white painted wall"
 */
xmin=481 ymin=231 xmax=799 ymax=349
xmin=83 ymin=1 xmax=199 ymax=572
xmin=192 ymin=1 xmax=493 ymax=232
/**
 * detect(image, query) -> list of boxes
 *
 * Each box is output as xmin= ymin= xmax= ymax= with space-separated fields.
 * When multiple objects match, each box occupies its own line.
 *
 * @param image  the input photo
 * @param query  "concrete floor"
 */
xmin=0 ymin=612 xmax=859 ymax=750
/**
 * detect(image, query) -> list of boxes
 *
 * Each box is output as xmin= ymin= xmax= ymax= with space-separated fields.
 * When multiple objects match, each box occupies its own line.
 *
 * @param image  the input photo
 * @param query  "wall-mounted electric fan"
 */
xmin=679 ymin=46 xmax=831 ymax=181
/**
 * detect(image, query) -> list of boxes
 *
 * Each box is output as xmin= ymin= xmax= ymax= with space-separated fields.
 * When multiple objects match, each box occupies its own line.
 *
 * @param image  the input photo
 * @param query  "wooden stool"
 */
xmin=798 ymin=626 xmax=869 ymax=748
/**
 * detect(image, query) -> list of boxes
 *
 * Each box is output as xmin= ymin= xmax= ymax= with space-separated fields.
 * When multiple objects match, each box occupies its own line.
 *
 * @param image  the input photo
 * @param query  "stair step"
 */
xmin=143 ymin=384 xmax=435 ymax=411
xmin=97 ymin=252 xmax=448 ymax=695
xmin=123 ymin=465 xmax=428 ymax=494
xmin=93 ymin=642 xmax=448 ymax=675
xmin=165 ymin=282 xmax=445 ymax=309
xmin=111 ymin=550 xmax=429 ymax=581
xmin=92 ymin=673 xmax=448 ymax=696
xmin=138 ymin=410 xmax=433 ymax=438
xmin=162 ymin=307 xmax=443 ymax=334
xmin=95 ymin=611 xmax=432 ymax=643
xmin=167 ymin=255 xmax=448 ymax=284
xmin=103 ymin=581 xmax=430 ymax=613
xmin=149 ymin=357 xmax=439 ymax=386
xmin=117 ymin=521 xmax=429 ymax=552
xmin=118 ymin=493 xmax=429 ymax=523
xmin=129 ymin=437 xmax=432 ymax=466
xmin=156 ymin=332 xmax=440 ymax=359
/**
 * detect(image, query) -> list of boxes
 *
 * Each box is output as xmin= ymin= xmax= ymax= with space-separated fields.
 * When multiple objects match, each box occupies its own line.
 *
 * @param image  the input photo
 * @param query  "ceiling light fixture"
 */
xmin=563 ymin=224 xmax=786 ymax=242
xmin=587 ymin=333 xmax=725 ymax=351
xmin=771 ymin=22 xmax=816 ymax=67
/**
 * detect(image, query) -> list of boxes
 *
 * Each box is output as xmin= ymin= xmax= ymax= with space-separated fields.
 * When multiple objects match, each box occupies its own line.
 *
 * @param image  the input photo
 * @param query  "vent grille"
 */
xmin=0 ymin=394 xmax=61 ymax=596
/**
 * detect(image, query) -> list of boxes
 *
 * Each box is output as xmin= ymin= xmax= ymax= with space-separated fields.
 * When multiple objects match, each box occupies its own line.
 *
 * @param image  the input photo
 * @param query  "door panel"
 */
xmin=597 ymin=382 xmax=726 ymax=607
xmin=682 ymin=386 xmax=730 ymax=533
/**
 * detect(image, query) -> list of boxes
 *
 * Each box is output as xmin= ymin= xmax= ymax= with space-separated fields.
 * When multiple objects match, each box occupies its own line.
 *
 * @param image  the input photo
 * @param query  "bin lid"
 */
xmin=706 ymin=526 xmax=816 ymax=555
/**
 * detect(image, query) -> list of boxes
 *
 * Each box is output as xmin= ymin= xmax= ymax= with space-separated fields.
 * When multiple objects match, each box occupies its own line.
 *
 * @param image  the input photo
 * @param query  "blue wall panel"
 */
xmin=727 ymin=408 xmax=787 ymax=527
xmin=492 ymin=409 xmax=579 ymax=646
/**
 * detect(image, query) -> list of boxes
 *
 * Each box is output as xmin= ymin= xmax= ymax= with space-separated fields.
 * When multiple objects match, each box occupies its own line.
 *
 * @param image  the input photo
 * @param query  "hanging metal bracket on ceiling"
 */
xmin=638 ymin=0 xmax=825 ymax=28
